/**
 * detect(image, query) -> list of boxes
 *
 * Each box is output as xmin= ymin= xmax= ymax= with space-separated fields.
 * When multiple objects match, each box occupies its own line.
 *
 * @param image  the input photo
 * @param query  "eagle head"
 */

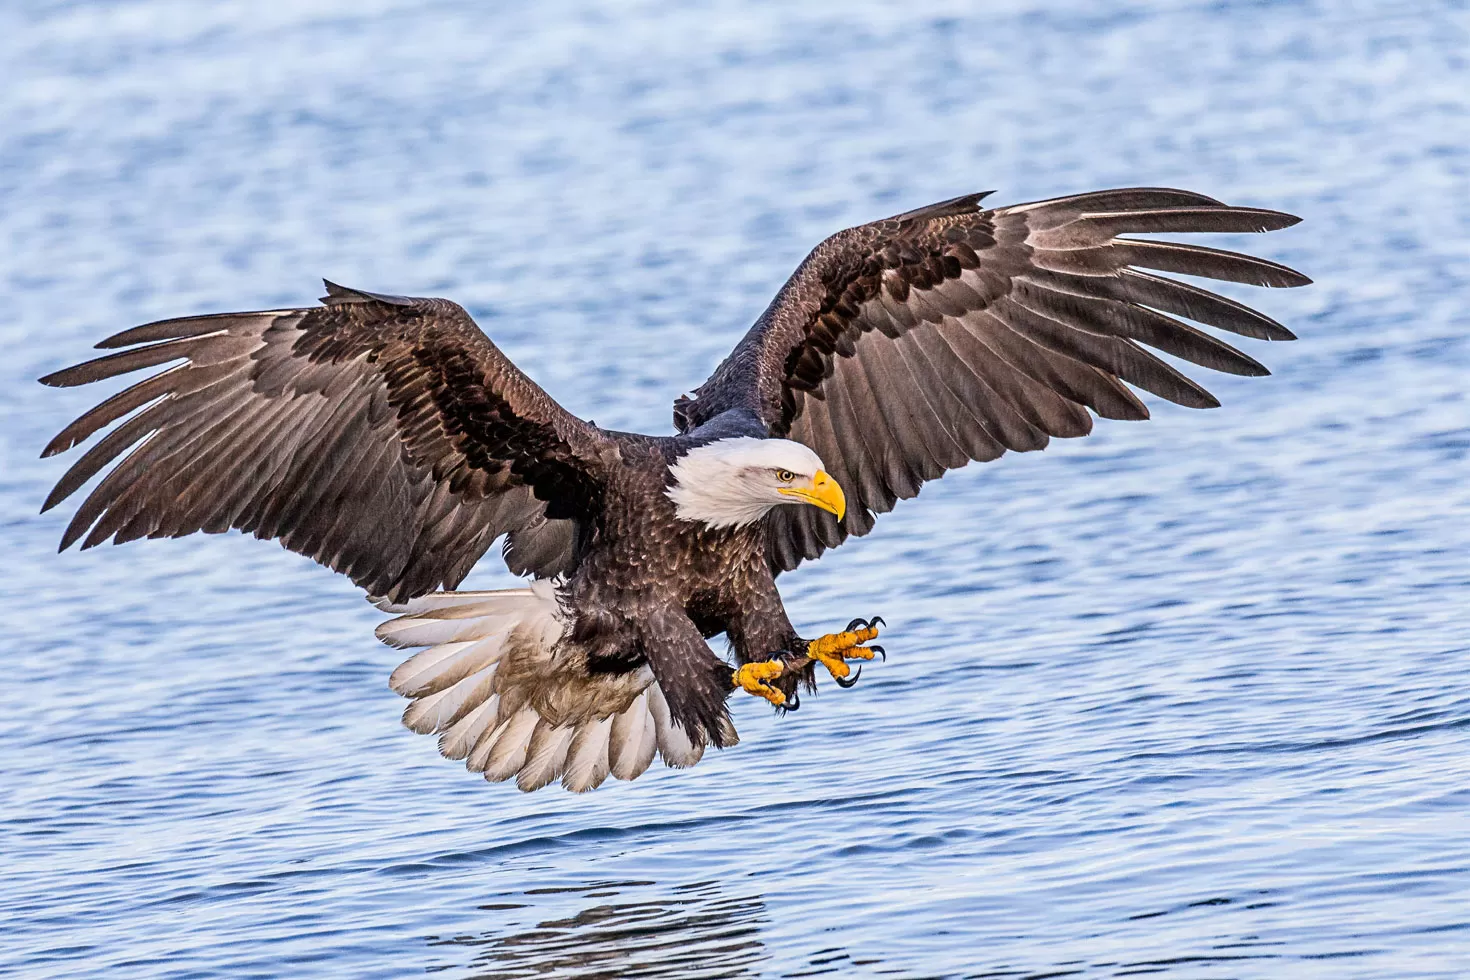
xmin=665 ymin=437 xmax=846 ymax=530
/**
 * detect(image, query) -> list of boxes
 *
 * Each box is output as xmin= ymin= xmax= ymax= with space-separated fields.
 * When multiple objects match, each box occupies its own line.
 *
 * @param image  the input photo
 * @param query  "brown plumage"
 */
xmin=41 ymin=187 xmax=1308 ymax=792
xmin=675 ymin=188 xmax=1307 ymax=571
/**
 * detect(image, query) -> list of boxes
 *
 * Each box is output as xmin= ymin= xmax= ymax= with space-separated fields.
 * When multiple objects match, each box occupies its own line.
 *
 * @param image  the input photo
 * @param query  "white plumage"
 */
xmin=377 ymin=581 xmax=732 ymax=791
xmin=665 ymin=436 xmax=826 ymax=528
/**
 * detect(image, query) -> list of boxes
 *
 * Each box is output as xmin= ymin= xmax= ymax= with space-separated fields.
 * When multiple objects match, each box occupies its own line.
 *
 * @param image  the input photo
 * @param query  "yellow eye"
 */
xmin=775 ymin=468 xmax=795 ymax=482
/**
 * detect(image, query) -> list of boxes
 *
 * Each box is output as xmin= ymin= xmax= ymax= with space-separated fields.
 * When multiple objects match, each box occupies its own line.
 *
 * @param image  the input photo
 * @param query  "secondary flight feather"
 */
xmin=41 ymin=187 xmax=1307 ymax=792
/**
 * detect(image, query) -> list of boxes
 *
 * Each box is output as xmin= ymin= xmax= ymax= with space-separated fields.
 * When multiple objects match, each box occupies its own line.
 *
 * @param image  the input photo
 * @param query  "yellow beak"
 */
xmin=777 ymin=469 xmax=846 ymax=521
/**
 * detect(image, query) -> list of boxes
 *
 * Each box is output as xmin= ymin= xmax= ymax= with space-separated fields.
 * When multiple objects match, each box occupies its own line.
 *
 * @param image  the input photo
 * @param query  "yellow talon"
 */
xmin=736 ymin=621 xmax=884 ymax=705
xmin=806 ymin=623 xmax=881 ymax=681
xmin=733 ymin=660 xmax=788 ymax=707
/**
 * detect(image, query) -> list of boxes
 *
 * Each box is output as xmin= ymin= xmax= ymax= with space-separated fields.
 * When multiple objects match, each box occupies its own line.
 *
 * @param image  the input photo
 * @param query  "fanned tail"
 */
xmin=376 ymin=582 xmax=724 ymax=792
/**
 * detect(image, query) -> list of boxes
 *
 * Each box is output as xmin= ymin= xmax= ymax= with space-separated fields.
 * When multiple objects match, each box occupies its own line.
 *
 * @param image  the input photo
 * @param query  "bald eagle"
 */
xmin=41 ymin=187 xmax=1306 ymax=792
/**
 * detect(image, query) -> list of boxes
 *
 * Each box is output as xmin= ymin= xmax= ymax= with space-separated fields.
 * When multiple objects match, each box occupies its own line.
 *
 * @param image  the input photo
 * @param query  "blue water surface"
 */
xmin=4 ymin=2 xmax=1469 ymax=977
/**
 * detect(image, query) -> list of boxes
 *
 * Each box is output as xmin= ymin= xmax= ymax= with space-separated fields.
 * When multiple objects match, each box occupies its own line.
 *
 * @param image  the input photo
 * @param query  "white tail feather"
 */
xmin=609 ymin=693 xmax=657 ymax=781
xmin=387 ymin=633 xmax=509 ymax=696
xmin=401 ymin=667 xmax=498 ymax=734
xmin=373 ymin=588 xmax=540 ymax=615
xmin=438 ymin=694 xmax=501 ymax=760
xmin=563 ymin=716 xmax=614 ymax=792
xmin=465 ymin=712 xmax=515 ymax=773
xmin=378 ymin=583 xmax=736 ymax=792
xmin=519 ymin=720 xmax=577 ymax=792
xmin=377 ymin=614 xmax=516 ymax=650
xmin=481 ymin=706 xmax=540 ymax=780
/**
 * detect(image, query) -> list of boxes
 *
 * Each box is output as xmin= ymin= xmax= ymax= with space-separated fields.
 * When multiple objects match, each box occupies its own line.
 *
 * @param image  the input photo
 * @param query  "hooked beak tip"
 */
xmin=777 ymin=469 xmax=846 ymax=521
xmin=811 ymin=469 xmax=846 ymax=521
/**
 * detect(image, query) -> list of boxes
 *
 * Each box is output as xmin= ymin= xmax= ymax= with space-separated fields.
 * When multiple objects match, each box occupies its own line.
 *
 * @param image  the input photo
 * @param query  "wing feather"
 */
xmin=989 ymin=295 xmax=1222 ymax=409
xmin=858 ymin=334 xmax=965 ymax=474
xmin=817 ymin=370 xmax=891 ymax=521
xmin=939 ymin=320 xmax=1093 ymax=439
xmin=1115 ymin=269 xmax=1296 ymax=342
xmin=841 ymin=342 xmax=927 ymax=498
xmin=1108 ymin=239 xmax=1309 ymax=288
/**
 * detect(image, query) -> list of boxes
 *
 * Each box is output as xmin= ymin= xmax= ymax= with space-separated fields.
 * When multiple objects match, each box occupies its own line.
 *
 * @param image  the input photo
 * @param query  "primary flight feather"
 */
xmin=41 ymin=187 xmax=1307 ymax=792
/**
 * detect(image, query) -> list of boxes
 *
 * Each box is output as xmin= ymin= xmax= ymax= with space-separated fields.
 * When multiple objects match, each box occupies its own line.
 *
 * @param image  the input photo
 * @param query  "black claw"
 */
xmin=783 ymin=689 xmax=801 ymax=711
xmin=834 ymin=663 xmax=862 ymax=688
xmin=869 ymin=644 xmax=886 ymax=662
xmin=771 ymin=650 xmax=799 ymax=676
xmin=869 ymin=616 xmax=886 ymax=630
xmin=844 ymin=617 xmax=866 ymax=633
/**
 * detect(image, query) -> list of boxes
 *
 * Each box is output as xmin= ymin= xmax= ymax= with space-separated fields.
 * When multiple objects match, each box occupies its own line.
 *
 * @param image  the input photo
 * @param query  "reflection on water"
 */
xmin=432 ymin=880 xmax=774 ymax=979
xmin=427 ymin=876 xmax=1293 ymax=980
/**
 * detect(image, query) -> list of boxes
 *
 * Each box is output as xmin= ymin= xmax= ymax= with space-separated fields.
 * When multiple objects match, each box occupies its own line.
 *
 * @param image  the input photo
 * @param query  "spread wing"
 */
xmin=40 ymin=282 xmax=609 ymax=601
xmin=674 ymin=188 xmax=1310 ymax=571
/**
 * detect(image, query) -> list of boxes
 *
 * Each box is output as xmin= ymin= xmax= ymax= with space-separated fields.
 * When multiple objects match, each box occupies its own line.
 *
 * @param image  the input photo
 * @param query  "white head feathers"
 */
xmin=666 ymin=437 xmax=828 ymax=529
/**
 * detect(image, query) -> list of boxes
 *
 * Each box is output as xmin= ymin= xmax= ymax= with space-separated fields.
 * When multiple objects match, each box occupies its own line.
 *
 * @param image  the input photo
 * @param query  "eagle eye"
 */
xmin=775 ymin=468 xmax=795 ymax=483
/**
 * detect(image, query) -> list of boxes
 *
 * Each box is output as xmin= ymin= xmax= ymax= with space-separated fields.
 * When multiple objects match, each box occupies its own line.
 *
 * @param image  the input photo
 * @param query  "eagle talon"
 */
xmin=834 ymin=663 xmax=862 ymax=688
xmin=806 ymin=618 xmax=884 ymax=686
xmin=869 ymin=644 xmax=886 ymax=662
xmin=732 ymin=659 xmax=789 ymax=707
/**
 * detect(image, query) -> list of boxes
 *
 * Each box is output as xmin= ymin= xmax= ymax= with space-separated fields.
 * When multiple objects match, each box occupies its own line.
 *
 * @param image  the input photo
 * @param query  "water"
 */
xmin=3 ymin=1 xmax=1469 ymax=977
